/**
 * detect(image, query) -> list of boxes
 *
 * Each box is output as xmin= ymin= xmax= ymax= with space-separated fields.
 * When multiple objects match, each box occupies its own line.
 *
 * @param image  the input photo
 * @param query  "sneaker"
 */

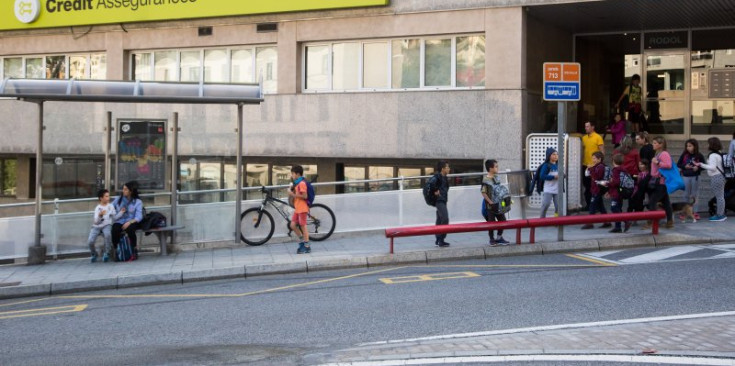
xmin=90 ymin=254 xmax=97 ymax=263
xmin=693 ymin=213 xmax=701 ymax=220
xmin=437 ymin=241 xmax=450 ymax=247
xmin=599 ymin=223 xmax=612 ymax=228
xmin=677 ymin=213 xmax=686 ymax=221
xmin=303 ymin=244 xmax=311 ymax=253
xmin=296 ymin=242 xmax=306 ymax=254
xmin=609 ymin=228 xmax=622 ymax=233
xmin=581 ymin=224 xmax=594 ymax=230
xmin=665 ymin=220 xmax=674 ymax=229
xmin=496 ymin=237 xmax=510 ymax=245
xmin=102 ymin=253 xmax=109 ymax=262
xmin=489 ymin=239 xmax=498 ymax=246
xmin=624 ymin=221 xmax=632 ymax=233
xmin=710 ymin=215 xmax=727 ymax=222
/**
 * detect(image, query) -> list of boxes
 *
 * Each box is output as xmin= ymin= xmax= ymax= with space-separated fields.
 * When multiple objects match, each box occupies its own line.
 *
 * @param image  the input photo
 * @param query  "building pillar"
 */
xmin=105 ymin=31 xmax=125 ymax=80
xmin=277 ymin=22 xmax=299 ymax=94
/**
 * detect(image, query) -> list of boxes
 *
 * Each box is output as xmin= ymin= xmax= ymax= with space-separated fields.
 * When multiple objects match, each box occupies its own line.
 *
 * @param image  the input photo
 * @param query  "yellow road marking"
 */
xmin=0 ymin=297 xmax=52 ymax=308
xmin=420 ymin=263 xmax=609 ymax=268
xmin=380 ymin=271 xmax=480 ymax=284
xmin=0 ymin=304 xmax=87 ymax=320
xmin=566 ymin=254 xmax=618 ymax=267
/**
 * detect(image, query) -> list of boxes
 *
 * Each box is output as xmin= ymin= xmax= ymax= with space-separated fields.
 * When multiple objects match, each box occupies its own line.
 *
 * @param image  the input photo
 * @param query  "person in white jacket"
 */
xmin=87 ymin=189 xmax=122 ymax=262
xmin=696 ymin=137 xmax=727 ymax=222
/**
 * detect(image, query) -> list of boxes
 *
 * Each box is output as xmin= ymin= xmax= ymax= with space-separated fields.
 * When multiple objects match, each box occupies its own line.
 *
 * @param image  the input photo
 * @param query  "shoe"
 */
xmin=709 ymin=215 xmax=727 ymax=222
xmin=677 ymin=213 xmax=686 ymax=221
xmin=489 ymin=239 xmax=498 ymax=247
xmin=609 ymin=228 xmax=622 ymax=233
xmin=581 ymin=224 xmax=594 ymax=230
xmin=693 ymin=213 xmax=701 ymax=220
xmin=496 ymin=237 xmax=510 ymax=245
xmin=296 ymin=242 xmax=306 ymax=254
xmin=437 ymin=241 xmax=450 ymax=247
xmin=624 ymin=221 xmax=632 ymax=232
xmin=665 ymin=220 xmax=674 ymax=229
xmin=599 ymin=223 xmax=612 ymax=228
xmin=102 ymin=253 xmax=109 ymax=262
xmin=90 ymin=254 xmax=97 ymax=263
xmin=303 ymin=244 xmax=311 ymax=253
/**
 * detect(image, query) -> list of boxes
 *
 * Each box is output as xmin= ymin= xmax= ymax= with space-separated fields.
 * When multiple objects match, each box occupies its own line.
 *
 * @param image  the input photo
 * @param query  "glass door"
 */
xmin=644 ymin=51 xmax=688 ymax=136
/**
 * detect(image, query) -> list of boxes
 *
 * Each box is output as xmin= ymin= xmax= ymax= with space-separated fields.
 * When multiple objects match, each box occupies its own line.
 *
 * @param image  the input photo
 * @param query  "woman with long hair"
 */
xmin=676 ymin=139 xmax=704 ymax=219
xmin=112 ymin=180 xmax=144 ymax=260
xmin=697 ymin=137 xmax=728 ymax=222
xmin=646 ymin=136 xmax=674 ymax=229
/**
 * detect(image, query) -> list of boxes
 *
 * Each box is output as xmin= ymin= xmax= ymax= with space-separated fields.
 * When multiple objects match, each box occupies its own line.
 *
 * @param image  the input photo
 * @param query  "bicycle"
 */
xmin=240 ymin=186 xmax=336 ymax=246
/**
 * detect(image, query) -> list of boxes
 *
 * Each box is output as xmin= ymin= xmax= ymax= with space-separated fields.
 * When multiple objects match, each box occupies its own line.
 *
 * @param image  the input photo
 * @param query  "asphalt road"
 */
xmin=1 ymin=246 xmax=734 ymax=365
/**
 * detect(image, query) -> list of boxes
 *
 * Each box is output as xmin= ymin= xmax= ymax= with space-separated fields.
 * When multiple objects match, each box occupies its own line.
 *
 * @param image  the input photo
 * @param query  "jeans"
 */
xmin=647 ymin=184 xmax=673 ymax=222
xmin=589 ymin=194 xmax=607 ymax=215
xmin=483 ymin=212 xmax=506 ymax=240
xmin=87 ymin=225 xmax=112 ymax=256
xmin=540 ymin=192 xmax=558 ymax=218
xmin=610 ymin=199 xmax=623 ymax=229
xmin=683 ymin=176 xmax=700 ymax=211
xmin=435 ymin=201 xmax=449 ymax=243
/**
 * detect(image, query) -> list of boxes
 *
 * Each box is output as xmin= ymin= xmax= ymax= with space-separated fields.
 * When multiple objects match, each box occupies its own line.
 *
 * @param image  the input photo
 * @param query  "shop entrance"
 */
xmin=642 ymin=50 xmax=688 ymax=137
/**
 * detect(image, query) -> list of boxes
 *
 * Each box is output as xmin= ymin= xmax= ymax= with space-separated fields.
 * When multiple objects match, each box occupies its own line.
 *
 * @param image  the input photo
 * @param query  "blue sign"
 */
xmin=544 ymin=82 xmax=580 ymax=101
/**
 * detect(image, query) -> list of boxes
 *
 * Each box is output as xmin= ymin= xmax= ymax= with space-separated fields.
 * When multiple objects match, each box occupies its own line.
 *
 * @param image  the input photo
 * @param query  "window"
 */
xmin=2 ymin=54 xmax=107 ymax=80
xmin=132 ymin=46 xmax=278 ymax=93
xmin=2 ymin=58 xmax=22 ymax=78
xmin=25 ymin=58 xmax=44 ymax=79
xmin=344 ymin=166 xmax=366 ymax=193
xmin=304 ymin=35 xmax=485 ymax=92
xmin=69 ymin=55 xmax=87 ymax=79
xmin=0 ymin=158 xmax=16 ymax=197
xmin=46 ymin=56 xmax=66 ymax=79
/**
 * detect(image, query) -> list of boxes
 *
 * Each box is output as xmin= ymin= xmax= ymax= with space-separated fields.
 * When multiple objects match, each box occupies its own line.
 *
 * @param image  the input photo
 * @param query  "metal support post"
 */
xmin=235 ymin=104 xmax=244 ymax=244
xmin=105 ymin=111 xmax=112 ymax=191
xmin=29 ymin=101 xmax=47 ymax=264
xmin=171 ymin=112 xmax=179 ymax=227
xmin=557 ymin=101 xmax=566 ymax=241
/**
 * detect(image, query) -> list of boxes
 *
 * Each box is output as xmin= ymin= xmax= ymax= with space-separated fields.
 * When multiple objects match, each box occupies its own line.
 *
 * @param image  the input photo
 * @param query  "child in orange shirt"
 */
xmin=289 ymin=165 xmax=311 ymax=254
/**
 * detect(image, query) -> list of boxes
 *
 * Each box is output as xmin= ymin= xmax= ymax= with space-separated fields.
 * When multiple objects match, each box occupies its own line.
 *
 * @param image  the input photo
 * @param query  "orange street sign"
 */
xmin=562 ymin=63 xmax=580 ymax=82
xmin=544 ymin=63 xmax=562 ymax=82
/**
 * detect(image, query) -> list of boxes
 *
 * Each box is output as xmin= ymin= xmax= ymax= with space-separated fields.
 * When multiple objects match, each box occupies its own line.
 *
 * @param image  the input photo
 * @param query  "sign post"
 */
xmin=543 ymin=62 xmax=581 ymax=241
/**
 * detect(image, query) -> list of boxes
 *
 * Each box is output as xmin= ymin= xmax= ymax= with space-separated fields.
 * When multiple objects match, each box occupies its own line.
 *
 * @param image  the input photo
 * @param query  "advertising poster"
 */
xmin=117 ymin=120 xmax=166 ymax=191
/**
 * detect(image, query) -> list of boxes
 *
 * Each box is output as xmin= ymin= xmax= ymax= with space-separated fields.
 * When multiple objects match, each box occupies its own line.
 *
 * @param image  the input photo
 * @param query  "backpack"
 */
xmin=141 ymin=211 xmax=167 ymax=233
xmin=484 ymin=177 xmax=512 ymax=214
xmin=618 ymin=171 xmax=635 ymax=199
xmin=116 ymin=232 xmax=134 ymax=262
xmin=423 ymin=175 xmax=439 ymax=207
xmin=295 ymin=177 xmax=316 ymax=207
xmin=529 ymin=163 xmax=546 ymax=195
xmin=721 ymin=153 xmax=735 ymax=179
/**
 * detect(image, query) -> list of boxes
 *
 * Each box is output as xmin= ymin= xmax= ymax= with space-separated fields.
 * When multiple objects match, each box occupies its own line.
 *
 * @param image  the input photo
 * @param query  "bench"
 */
xmin=384 ymin=211 xmax=666 ymax=254
xmin=136 ymin=225 xmax=184 ymax=255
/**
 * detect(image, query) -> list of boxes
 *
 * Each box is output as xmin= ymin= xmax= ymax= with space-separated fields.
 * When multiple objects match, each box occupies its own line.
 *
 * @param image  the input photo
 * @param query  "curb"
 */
xmin=0 ymin=234 xmax=727 ymax=300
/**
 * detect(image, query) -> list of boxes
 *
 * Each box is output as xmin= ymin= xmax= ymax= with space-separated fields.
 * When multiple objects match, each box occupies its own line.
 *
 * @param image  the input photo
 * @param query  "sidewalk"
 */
xmin=0 ymin=217 xmax=733 ymax=300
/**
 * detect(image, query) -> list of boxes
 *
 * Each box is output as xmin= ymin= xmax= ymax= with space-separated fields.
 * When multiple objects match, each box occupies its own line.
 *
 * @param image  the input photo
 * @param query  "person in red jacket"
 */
xmin=604 ymin=154 xmax=627 ymax=233
xmin=581 ymin=151 xmax=610 ymax=229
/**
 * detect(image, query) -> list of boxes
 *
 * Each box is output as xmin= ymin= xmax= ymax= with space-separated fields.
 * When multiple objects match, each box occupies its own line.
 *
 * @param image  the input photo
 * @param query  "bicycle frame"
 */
xmin=255 ymin=187 xmax=294 ymax=228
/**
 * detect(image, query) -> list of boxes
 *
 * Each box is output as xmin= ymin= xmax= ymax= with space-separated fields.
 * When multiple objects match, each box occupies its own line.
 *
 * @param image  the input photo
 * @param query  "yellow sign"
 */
xmin=3 ymin=0 xmax=389 ymax=31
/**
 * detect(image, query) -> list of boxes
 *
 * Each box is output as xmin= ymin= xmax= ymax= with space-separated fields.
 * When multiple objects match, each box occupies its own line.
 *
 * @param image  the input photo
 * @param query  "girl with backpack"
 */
xmin=695 ymin=137 xmax=727 ymax=222
xmin=539 ymin=147 xmax=559 ymax=218
xmin=629 ymin=159 xmax=651 ymax=221
xmin=112 ymin=180 xmax=144 ymax=261
xmin=676 ymin=139 xmax=704 ymax=220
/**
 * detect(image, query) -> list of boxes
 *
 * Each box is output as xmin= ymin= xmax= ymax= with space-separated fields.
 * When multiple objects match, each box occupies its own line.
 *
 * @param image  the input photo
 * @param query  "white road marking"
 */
xmin=357 ymin=310 xmax=735 ymax=346
xmin=618 ymin=246 xmax=702 ymax=263
xmin=319 ymin=354 xmax=735 ymax=365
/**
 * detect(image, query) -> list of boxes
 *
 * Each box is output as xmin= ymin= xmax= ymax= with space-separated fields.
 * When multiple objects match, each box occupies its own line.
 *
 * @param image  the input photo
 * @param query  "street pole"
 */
xmin=557 ymin=101 xmax=566 ymax=241
xmin=235 ymin=103 xmax=243 ymax=244
xmin=29 ymin=101 xmax=47 ymax=264
xmin=105 ymin=111 xmax=112 ymax=191
xmin=171 ymin=112 xmax=179 ymax=227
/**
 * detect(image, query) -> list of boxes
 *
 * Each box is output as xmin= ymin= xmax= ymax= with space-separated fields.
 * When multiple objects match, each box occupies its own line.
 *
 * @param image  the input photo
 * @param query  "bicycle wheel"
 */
xmin=305 ymin=203 xmax=336 ymax=241
xmin=240 ymin=208 xmax=275 ymax=246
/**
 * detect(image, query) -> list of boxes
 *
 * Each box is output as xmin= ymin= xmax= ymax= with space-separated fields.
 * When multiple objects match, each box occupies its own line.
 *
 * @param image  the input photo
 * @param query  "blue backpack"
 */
xmin=117 ymin=232 xmax=134 ymax=262
xmin=295 ymin=177 xmax=315 ymax=207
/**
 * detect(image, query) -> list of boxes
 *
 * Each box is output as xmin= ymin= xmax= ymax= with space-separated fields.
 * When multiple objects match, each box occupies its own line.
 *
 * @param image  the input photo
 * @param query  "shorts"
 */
xmin=291 ymin=212 xmax=308 ymax=227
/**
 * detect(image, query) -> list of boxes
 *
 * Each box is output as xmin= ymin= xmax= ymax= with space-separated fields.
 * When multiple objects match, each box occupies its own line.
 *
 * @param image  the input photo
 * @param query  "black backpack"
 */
xmin=423 ymin=175 xmax=439 ymax=206
xmin=141 ymin=211 xmax=167 ymax=233
xmin=529 ymin=163 xmax=547 ymax=195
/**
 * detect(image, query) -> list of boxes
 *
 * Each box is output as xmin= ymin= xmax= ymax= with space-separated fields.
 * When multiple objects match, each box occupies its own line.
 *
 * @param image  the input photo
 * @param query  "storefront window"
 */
xmin=363 ymin=42 xmax=388 ymax=88
xmin=425 ymin=39 xmax=451 ymax=87
xmin=306 ymin=45 xmax=330 ymax=90
xmin=231 ymin=49 xmax=253 ymax=83
xmin=344 ymin=166 xmax=366 ymax=193
xmin=645 ymin=54 xmax=685 ymax=134
xmin=0 ymin=159 xmax=16 ymax=197
xmin=692 ymin=100 xmax=735 ymax=135
xmin=180 ymin=50 xmax=201 ymax=82
xmin=391 ymin=39 xmax=420 ymax=89
xmin=456 ymin=36 xmax=485 ymax=87
xmin=25 ymin=57 xmax=44 ymax=79
xmin=46 ymin=55 xmax=66 ymax=79
xmin=42 ymin=158 xmax=101 ymax=198
xmin=368 ymin=166 xmax=393 ymax=191
xmin=332 ymin=43 xmax=359 ymax=90
xmin=397 ymin=167 xmax=422 ymax=189
xmin=204 ymin=49 xmax=228 ymax=82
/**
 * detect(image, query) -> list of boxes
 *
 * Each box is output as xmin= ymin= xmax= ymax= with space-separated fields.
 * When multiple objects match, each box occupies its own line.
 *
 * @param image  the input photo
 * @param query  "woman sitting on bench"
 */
xmin=112 ymin=180 xmax=144 ymax=260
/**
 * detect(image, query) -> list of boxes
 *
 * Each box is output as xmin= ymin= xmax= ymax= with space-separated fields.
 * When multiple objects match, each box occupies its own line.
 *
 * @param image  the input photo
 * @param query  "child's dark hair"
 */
xmin=436 ymin=160 xmax=449 ymax=172
xmin=631 ymin=74 xmax=640 ymax=82
xmin=484 ymin=159 xmax=497 ymax=172
xmin=612 ymin=153 xmax=624 ymax=166
xmin=291 ymin=165 xmax=304 ymax=176
xmin=683 ymin=138 xmax=700 ymax=156
xmin=707 ymin=137 xmax=723 ymax=152
xmin=639 ymin=159 xmax=651 ymax=171
xmin=592 ymin=151 xmax=604 ymax=160
xmin=97 ymin=189 xmax=109 ymax=200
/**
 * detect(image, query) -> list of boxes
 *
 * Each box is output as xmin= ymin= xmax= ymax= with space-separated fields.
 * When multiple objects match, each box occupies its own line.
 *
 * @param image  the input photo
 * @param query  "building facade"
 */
xmin=1 ymin=0 xmax=733 ymax=201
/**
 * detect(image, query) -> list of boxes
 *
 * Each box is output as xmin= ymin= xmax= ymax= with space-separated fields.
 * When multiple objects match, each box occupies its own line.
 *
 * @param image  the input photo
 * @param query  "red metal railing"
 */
xmin=384 ymin=210 xmax=667 ymax=254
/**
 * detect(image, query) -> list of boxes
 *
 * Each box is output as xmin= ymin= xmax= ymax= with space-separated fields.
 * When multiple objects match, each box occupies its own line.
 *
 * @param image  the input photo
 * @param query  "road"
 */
xmin=1 ymin=245 xmax=734 ymax=365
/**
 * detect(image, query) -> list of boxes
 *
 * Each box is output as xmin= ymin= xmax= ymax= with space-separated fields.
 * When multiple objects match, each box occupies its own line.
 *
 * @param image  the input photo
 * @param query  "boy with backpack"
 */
xmin=289 ymin=165 xmax=312 ymax=254
xmin=539 ymin=147 xmax=559 ymax=218
xmin=604 ymin=153 xmax=634 ymax=233
xmin=482 ymin=159 xmax=511 ymax=246
xmin=425 ymin=161 xmax=451 ymax=247
xmin=87 ymin=189 xmax=121 ymax=263
xmin=581 ymin=151 xmax=609 ymax=229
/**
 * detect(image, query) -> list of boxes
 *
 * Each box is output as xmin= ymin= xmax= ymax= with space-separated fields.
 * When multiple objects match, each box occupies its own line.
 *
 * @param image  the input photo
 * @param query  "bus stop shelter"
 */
xmin=0 ymin=78 xmax=263 ymax=264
